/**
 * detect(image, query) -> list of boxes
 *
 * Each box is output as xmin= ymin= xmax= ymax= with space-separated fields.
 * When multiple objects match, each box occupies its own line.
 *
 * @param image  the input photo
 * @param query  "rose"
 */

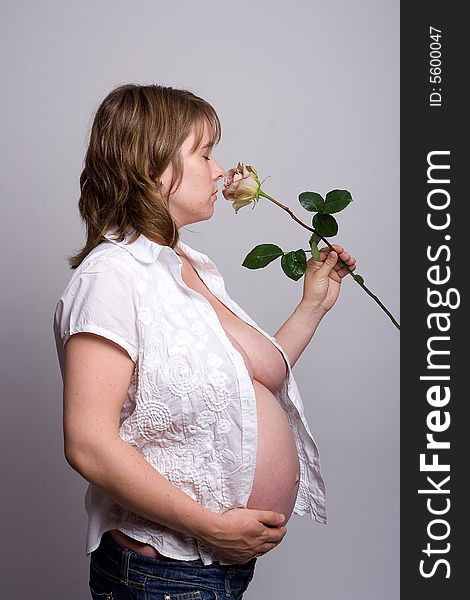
xmin=222 ymin=162 xmax=261 ymax=213
xmin=223 ymin=163 xmax=400 ymax=331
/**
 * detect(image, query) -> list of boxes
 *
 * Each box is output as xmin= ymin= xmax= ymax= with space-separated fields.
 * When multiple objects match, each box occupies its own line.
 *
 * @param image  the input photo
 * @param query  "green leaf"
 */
xmin=242 ymin=244 xmax=284 ymax=269
xmin=309 ymin=237 xmax=321 ymax=260
xmin=323 ymin=189 xmax=353 ymax=214
xmin=309 ymin=231 xmax=322 ymax=245
xmin=313 ymin=213 xmax=338 ymax=237
xmin=280 ymin=249 xmax=307 ymax=281
xmin=298 ymin=191 xmax=324 ymax=212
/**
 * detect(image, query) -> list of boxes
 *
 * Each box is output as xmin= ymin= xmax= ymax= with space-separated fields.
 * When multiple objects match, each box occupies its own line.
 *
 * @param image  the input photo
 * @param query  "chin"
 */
xmin=204 ymin=205 xmax=216 ymax=220
xmin=183 ymin=209 xmax=214 ymax=226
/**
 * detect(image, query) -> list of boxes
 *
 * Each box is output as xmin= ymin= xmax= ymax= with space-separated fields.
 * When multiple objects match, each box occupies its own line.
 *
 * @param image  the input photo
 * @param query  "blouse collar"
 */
xmin=103 ymin=227 xmax=217 ymax=271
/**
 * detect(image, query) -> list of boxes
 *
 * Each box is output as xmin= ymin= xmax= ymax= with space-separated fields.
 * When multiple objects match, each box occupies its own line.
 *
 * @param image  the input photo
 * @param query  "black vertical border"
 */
xmin=401 ymin=3 xmax=465 ymax=598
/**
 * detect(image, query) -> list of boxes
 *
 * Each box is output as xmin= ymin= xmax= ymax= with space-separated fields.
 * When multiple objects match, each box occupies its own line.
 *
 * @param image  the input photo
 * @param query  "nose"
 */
xmin=212 ymin=158 xmax=226 ymax=180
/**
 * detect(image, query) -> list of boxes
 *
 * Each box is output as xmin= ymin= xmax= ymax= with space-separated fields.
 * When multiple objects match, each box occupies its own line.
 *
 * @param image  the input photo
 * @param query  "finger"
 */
xmin=259 ymin=542 xmax=278 ymax=554
xmin=334 ymin=259 xmax=356 ymax=272
xmin=256 ymin=511 xmax=285 ymax=526
xmin=325 ymin=245 xmax=353 ymax=259
xmin=317 ymin=246 xmax=334 ymax=256
xmin=259 ymin=530 xmax=287 ymax=553
xmin=345 ymin=259 xmax=356 ymax=270
xmin=316 ymin=245 xmax=344 ymax=261
xmin=336 ymin=251 xmax=351 ymax=262
xmin=332 ymin=257 xmax=351 ymax=271
xmin=332 ymin=251 xmax=355 ymax=267
xmin=265 ymin=525 xmax=287 ymax=541
xmin=315 ymin=250 xmax=338 ymax=277
xmin=339 ymin=255 xmax=355 ymax=265
xmin=336 ymin=262 xmax=356 ymax=275
xmin=330 ymin=243 xmax=344 ymax=253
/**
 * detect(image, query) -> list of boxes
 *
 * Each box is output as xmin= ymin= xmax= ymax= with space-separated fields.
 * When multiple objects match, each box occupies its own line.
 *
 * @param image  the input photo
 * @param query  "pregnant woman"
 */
xmin=53 ymin=83 xmax=356 ymax=599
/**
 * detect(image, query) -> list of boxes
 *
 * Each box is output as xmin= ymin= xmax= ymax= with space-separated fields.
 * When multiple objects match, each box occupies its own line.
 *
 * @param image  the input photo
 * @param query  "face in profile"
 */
xmin=161 ymin=120 xmax=226 ymax=228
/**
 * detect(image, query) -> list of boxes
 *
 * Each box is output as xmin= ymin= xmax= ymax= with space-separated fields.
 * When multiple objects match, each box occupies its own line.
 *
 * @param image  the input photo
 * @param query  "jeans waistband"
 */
xmin=91 ymin=531 xmax=257 ymax=597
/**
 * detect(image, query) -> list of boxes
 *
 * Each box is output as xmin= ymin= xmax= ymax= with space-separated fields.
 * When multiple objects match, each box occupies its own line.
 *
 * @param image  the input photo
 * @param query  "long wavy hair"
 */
xmin=68 ymin=83 xmax=221 ymax=269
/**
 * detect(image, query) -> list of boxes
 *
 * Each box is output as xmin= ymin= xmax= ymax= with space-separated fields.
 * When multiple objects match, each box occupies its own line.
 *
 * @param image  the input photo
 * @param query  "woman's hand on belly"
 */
xmin=199 ymin=507 xmax=287 ymax=564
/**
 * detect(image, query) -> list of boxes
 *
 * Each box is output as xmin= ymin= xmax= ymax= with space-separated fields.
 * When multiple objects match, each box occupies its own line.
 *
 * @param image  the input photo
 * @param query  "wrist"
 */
xmin=189 ymin=508 xmax=222 ymax=544
xmin=296 ymin=299 xmax=327 ymax=323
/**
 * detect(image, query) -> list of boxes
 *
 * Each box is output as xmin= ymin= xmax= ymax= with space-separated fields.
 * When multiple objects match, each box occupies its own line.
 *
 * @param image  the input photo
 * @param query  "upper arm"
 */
xmin=63 ymin=331 xmax=135 ymax=464
xmin=54 ymin=255 xmax=141 ymax=463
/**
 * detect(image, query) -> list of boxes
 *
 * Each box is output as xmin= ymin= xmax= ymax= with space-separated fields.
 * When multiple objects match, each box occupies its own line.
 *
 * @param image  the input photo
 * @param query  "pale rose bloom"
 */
xmin=222 ymin=162 xmax=261 ymax=213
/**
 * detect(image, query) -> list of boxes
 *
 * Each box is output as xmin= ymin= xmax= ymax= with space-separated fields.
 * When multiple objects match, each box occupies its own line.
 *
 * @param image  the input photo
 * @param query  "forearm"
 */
xmin=66 ymin=437 xmax=218 ymax=542
xmin=273 ymin=301 xmax=326 ymax=369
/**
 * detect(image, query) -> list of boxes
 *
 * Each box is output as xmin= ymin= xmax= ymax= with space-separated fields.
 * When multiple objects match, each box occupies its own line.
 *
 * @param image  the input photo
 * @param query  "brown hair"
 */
xmin=68 ymin=83 xmax=221 ymax=269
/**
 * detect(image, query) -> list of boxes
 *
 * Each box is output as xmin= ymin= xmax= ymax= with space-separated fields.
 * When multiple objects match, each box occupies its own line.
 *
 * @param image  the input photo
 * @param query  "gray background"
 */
xmin=0 ymin=1 xmax=399 ymax=598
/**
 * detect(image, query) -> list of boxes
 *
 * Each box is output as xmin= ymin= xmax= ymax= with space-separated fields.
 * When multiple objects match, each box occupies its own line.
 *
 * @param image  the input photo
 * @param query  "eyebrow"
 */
xmin=201 ymin=143 xmax=214 ymax=150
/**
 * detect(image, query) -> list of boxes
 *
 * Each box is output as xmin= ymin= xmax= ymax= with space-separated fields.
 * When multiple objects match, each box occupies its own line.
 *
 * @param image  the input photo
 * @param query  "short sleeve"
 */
xmin=54 ymin=256 xmax=139 ymax=363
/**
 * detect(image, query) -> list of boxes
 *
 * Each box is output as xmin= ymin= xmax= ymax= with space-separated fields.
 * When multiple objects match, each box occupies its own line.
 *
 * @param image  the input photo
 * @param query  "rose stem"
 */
xmin=258 ymin=190 xmax=400 ymax=331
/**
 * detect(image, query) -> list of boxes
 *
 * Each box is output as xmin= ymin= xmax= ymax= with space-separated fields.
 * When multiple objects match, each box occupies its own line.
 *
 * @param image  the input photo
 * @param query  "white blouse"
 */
xmin=53 ymin=228 xmax=327 ymax=565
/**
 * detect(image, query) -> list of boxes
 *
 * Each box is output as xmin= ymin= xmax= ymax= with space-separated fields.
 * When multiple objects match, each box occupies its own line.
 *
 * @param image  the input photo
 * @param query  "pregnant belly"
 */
xmin=223 ymin=329 xmax=300 ymax=522
xmin=246 ymin=379 xmax=300 ymax=522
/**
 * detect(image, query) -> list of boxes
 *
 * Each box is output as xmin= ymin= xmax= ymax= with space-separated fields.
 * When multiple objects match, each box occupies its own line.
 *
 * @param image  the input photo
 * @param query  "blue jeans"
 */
xmin=89 ymin=531 xmax=257 ymax=600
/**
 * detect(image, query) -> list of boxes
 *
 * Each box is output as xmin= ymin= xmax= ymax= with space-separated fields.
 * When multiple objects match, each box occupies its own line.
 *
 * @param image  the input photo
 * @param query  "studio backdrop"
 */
xmin=0 ymin=1 xmax=399 ymax=598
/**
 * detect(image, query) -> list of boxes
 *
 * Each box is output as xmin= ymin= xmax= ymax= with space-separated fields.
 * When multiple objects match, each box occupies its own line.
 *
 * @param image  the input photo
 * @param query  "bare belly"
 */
xmin=247 ymin=379 xmax=300 ymax=518
xmin=223 ymin=329 xmax=300 ymax=521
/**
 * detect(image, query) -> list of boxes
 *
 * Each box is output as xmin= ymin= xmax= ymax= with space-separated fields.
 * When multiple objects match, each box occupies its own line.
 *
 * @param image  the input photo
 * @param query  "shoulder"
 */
xmin=58 ymin=243 xmax=144 ymax=310
xmin=65 ymin=242 xmax=145 ymax=291
xmin=79 ymin=242 xmax=141 ymax=275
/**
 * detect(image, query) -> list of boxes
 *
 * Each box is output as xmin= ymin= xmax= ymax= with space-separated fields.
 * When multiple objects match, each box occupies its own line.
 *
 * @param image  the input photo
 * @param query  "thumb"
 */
xmin=315 ymin=250 xmax=338 ymax=277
